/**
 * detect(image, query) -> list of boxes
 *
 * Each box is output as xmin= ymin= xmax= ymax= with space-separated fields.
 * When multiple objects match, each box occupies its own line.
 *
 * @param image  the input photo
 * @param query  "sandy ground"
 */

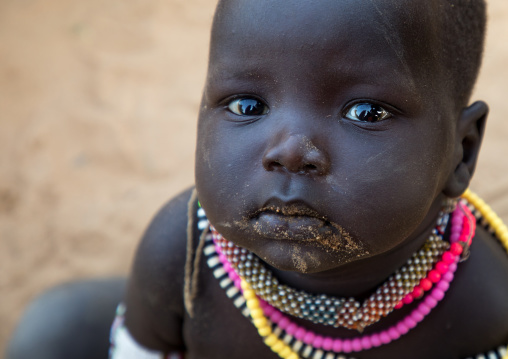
xmin=1 ymin=0 xmax=507 ymax=353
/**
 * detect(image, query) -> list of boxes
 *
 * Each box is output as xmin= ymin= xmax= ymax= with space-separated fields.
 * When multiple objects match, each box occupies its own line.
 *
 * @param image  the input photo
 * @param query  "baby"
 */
xmin=111 ymin=0 xmax=508 ymax=358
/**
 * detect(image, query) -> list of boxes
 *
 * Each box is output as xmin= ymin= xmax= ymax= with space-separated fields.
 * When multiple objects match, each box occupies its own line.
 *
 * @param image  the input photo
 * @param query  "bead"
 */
xmin=420 ymin=278 xmax=432 ymax=291
xmin=388 ymin=328 xmax=400 ymax=340
xmin=258 ymin=325 xmax=272 ymax=337
xmin=428 ymin=270 xmax=441 ymax=283
xmin=244 ymin=289 xmax=256 ymax=300
xmin=342 ymin=339 xmax=352 ymax=353
xmin=295 ymin=328 xmax=306 ymax=341
xmin=272 ymin=341 xmax=285 ymax=353
xmin=435 ymin=262 xmax=449 ymax=274
xmin=404 ymin=317 xmax=417 ymax=329
xmin=265 ymin=334 xmax=278 ymax=346
xmin=431 ymin=289 xmax=445 ymax=301
xmin=424 ymin=296 xmax=438 ymax=308
xmin=396 ymin=321 xmax=409 ymax=335
xmin=411 ymin=311 xmax=424 ymax=323
xmin=437 ymin=281 xmax=450 ymax=292
xmin=379 ymin=331 xmax=391 ymax=344
xmin=360 ymin=336 xmax=372 ymax=350
xmin=303 ymin=332 xmax=315 ymax=345
xmin=251 ymin=308 xmax=264 ymax=319
xmin=332 ymin=339 xmax=343 ymax=352
xmin=313 ymin=336 xmax=324 ymax=348
xmin=442 ymin=251 xmax=456 ymax=264
xmin=271 ymin=311 xmax=283 ymax=323
xmin=322 ymin=337 xmax=333 ymax=351
xmin=279 ymin=347 xmax=292 ymax=358
xmin=443 ymin=272 xmax=454 ymax=282
xmin=411 ymin=285 xmax=424 ymax=299
xmin=254 ymin=318 xmax=268 ymax=327
xmin=418 ymin=303 xmax=431 ymax=316
xmin=450 ymin=242 xmax=463 ymax=255
xmin=352 ymin=338 xmax=362 ymax=352
xmin=279 ymin=317 xmax=290 ymax=329
xmin=247 ymin=299 xmax=260 ymax=309
xmin=370 ymin=334 xmax=381 ymax=347
xmin=402 ymin=294 xmax=413 ymax=305
xmin=285 ymin=323 xmax=297 ymax=335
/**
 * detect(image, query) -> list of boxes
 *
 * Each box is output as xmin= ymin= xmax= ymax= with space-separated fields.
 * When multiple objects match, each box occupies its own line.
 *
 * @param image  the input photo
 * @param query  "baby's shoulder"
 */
xmin=446 ymin=225 xmax=508 ymax=353
xmin=123 ymin=187 xmax=195 ymax=351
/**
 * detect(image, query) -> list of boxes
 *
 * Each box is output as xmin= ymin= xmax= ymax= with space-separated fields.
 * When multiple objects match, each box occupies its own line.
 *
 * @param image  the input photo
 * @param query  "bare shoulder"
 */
xmin=445 ymin=225 xmax=508 ymax=355
xmin=123 ymin=187 xmax=196 ymax=352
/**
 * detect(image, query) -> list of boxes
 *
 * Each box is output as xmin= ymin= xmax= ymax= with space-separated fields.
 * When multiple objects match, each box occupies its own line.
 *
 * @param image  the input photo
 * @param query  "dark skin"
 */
xmin=124 ymin=1 xmax=508 ymax=358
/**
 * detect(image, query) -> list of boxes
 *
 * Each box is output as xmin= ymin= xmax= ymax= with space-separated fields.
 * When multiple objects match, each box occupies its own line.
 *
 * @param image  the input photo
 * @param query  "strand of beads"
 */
xmin=242 ymin=280 xmax=300 ymax=359
xmin=462 ymin=190 xmax=508 ymax=252
xmin=394 ymin=201 xmax=475 ymax=308
xmin=212 ymin=212 xmax=449 ymax=332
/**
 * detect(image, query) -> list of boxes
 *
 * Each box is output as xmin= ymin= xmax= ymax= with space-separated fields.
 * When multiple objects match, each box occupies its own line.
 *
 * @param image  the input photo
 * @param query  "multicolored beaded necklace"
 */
xmin=212 ymin=212 xmax=451 ymax=332
xmin=199 ymin=190 xmax=508 ymax=359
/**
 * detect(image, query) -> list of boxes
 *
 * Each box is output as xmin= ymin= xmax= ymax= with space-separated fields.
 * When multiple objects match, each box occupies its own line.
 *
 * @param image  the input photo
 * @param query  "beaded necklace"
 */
xmin=200 ymin=190 xmax=508 ymax=358
xmin=213 ymin=219 xmax=449 ymax=332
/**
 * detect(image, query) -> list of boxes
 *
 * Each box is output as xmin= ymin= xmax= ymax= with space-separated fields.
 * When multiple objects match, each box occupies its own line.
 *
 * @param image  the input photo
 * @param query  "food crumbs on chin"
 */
xmin=291 ymin=247 xmax=308 ymax=272
xmin=252 ymin=217 xmax=369 ymax=260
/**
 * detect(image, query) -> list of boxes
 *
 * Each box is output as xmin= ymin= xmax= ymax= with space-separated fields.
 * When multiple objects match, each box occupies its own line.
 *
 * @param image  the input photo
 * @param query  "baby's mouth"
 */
xmin=252 ymin=204 xmax=343 ymax=244
xmin=248 ymin=202 xmax=367 ymax=260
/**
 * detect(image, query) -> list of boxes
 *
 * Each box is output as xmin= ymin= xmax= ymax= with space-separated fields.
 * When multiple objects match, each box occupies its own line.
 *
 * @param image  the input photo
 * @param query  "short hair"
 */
xmin=440 ymin=0 xmax=487 ymax=108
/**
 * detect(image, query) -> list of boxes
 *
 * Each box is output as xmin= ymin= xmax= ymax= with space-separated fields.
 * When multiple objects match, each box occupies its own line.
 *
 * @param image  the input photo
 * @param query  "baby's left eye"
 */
xmin=344 ymin=103 xmax=391 ymax=123
xmin=227 ymin=97 xmax=269 ymax=117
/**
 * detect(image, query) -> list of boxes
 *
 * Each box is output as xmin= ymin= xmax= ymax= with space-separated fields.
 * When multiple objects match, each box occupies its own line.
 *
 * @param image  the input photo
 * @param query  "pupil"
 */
xmin=356 ymin=104 xmax=382 ymax=122
xmin=240 ymin=99 xmax=263 ymax=116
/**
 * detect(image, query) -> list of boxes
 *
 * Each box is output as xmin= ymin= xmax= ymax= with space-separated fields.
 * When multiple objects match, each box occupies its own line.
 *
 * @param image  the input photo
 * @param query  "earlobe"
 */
xmin=443 ymin=101 xmax=488 ymax=198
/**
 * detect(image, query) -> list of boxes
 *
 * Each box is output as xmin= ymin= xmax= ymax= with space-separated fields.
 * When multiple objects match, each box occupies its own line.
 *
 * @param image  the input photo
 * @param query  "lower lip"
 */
xmin=254 ymin=212 xmax=333 ymax=241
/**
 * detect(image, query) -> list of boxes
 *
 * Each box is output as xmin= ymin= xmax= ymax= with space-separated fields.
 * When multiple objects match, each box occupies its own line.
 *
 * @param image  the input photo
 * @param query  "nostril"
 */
xmin=266 ymin=160 xmax=283 ymax=171
xmin=303 ymin=164 xmax=318 ymax=172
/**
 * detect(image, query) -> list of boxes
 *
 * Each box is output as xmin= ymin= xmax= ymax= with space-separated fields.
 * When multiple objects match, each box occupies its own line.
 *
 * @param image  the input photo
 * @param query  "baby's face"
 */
xmin=196 ymin=0 xmax=457 ymax=273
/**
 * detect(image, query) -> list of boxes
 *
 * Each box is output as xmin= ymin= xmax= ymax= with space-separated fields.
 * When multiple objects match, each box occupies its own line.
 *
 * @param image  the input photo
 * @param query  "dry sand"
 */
xmin=1 ymin=0 xmax=507 ymax=353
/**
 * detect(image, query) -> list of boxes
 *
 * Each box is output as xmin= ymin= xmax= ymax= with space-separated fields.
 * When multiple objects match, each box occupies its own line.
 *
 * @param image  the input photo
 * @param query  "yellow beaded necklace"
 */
xmin=241 ymin=190 xmax=508 ymax=359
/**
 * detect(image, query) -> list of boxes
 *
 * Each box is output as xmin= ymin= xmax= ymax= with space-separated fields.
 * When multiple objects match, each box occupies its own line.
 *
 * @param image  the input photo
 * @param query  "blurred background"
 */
xmin=0 ymin=0 xmax=507 ymax=353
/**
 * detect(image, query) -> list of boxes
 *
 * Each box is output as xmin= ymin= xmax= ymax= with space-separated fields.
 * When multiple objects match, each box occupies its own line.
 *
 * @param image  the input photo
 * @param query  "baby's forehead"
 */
xmin=209 ymin=0 xmax=444 ymax=102
xmin=211 ymin=0 xmax=442 ymax=76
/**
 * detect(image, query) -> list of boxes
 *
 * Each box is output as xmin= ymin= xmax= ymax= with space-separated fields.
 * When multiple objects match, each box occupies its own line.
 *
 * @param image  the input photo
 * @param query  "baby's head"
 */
xmin=195 ymin=0 xmax=488 ymax=274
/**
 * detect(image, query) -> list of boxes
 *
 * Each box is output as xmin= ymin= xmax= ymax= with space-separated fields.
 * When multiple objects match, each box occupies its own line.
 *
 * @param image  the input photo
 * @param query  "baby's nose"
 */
xmin=262 ymin=134 xmax=330 ymax=175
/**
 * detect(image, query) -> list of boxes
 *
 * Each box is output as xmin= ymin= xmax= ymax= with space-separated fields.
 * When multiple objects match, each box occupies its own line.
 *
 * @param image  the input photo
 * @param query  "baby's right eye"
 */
xmin=227 ymin=97 xmax=269 ymax=116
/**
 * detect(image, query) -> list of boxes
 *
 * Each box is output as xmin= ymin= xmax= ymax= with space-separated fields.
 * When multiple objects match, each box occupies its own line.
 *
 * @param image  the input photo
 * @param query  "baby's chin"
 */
xmin=253 ymin=238 xmax=371 ymax=274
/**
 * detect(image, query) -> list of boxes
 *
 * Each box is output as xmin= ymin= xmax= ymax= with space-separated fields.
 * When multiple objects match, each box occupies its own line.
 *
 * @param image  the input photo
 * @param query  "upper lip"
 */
xmin=254 ymin=198 xmax=326 ymax=220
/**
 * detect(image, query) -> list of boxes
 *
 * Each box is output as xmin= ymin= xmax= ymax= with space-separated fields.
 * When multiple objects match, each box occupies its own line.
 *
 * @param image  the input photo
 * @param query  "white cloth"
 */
xmin=110 ymin=326 xmax=164 ymax=359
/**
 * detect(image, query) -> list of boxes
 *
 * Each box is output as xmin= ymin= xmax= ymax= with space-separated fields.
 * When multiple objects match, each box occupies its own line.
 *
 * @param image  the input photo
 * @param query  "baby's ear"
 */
xmin=443 ymin=101 xmax=488 ymax=198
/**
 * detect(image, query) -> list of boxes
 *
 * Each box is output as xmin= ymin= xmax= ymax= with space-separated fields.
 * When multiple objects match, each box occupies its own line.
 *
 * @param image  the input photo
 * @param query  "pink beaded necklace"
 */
xmin=201 ymin=201 xmax=476 ymax=357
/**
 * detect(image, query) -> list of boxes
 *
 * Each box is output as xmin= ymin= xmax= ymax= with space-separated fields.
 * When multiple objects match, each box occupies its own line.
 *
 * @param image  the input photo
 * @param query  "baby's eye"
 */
xmin=344 ymin=103 xmax=390 ymax=123
xmin=227 ymin=97 xmax=269 ymax=116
